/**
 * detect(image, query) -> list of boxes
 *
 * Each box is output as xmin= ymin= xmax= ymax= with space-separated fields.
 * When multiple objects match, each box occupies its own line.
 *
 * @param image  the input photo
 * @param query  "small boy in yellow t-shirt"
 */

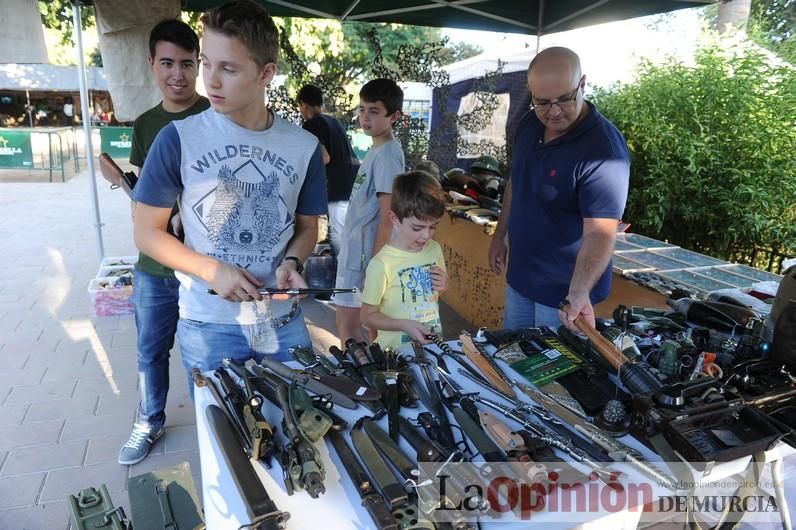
xmin=361 ymin=170 xmax=448 ymax=349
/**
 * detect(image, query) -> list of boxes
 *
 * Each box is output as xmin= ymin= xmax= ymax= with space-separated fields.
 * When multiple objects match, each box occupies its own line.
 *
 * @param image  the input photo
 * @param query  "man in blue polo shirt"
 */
xmin=488 ymin=46 xmax=629 ymax=331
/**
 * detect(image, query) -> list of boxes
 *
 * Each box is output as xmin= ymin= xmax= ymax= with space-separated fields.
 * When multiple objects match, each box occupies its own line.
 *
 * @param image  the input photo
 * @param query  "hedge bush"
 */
xmin=591 ymin=45 xmax=796 ymax=263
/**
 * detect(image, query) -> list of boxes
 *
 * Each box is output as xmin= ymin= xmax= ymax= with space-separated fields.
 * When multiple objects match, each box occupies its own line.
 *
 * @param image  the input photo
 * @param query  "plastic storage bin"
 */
xmin=100 ymin=255 xmax=138 ymax=268
xmin=97 ymin=265 xmax=135 ymax=279
xmin=88 ymin=275 xmax=134 ymax=317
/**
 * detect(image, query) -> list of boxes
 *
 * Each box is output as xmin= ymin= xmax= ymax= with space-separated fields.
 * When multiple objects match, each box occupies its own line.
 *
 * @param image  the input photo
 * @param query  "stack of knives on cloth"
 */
xmin=195 ymin=299 xmax=796 ymax=530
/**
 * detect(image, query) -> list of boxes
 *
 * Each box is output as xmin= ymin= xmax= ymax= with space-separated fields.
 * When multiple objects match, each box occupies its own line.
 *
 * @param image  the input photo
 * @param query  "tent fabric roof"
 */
xmin=183 ymin=0 xmax=715 ymax=35
xmin=0 ymin=63 xmax=108 ymax=92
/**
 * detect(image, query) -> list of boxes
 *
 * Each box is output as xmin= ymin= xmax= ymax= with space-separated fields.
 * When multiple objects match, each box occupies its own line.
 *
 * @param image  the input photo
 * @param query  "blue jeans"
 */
xmin=177 ymin=307 xmax=312 ymax=395
xmin=133 ymin=269 xmax=180 ymax=431
xmin=503 ymin=284 xmax=562 ymax=330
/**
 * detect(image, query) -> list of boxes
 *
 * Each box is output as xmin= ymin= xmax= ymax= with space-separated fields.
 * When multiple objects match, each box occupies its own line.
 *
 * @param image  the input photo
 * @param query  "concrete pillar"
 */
xmin=93 ymin=0 xmax=181 ymax=122
xmin=0 ymin=0 xmax=48 ymax=63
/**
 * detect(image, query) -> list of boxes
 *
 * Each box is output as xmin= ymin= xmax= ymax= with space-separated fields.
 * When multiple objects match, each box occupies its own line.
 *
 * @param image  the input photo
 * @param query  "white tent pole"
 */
xmin=536 ymin=0 xmax=545 ymax=54
xmin=72 ymin=1 xmax=105 ymax=261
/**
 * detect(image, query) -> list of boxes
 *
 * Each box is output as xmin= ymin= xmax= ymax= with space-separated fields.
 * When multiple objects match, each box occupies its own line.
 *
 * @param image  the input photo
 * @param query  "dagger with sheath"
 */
xmin=192 ymin=369 xmax=289 ymax=529
xmin=362 ymin=419 xmax=478 ymax=530
xmin=326 ymin=428 xmax=398 ymax=530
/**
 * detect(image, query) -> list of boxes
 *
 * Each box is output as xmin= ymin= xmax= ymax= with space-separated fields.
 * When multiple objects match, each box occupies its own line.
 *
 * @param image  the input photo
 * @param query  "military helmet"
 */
xmin=444 ymin=167 xmax=466 ymax=180
xmin=470 ymin=155 xmax=501 ymax=176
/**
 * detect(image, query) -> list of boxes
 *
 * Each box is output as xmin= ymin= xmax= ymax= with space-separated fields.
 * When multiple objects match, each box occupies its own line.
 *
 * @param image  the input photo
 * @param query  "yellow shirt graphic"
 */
xmin=361 ymin=240 xmax=446 ymax=349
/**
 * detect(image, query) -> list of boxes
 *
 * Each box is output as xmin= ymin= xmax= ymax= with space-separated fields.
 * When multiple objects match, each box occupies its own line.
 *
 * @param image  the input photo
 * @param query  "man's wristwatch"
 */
xmin=281 ymin=256 xmax=304 ymax=274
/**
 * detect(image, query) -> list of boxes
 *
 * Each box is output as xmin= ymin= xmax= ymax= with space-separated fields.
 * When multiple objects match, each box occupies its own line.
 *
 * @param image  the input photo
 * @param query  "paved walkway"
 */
xmin=0 ymin=166 xmax=469 ymax=529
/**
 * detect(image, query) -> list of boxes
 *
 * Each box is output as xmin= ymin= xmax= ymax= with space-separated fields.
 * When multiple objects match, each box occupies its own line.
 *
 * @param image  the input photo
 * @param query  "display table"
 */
xmin=433 ymin=214 xmax=669 ymax=329
xmin=194 ymin=363 xmax=644 ymax=529
xmin=194 ymin=342 xmax=795 ymax=529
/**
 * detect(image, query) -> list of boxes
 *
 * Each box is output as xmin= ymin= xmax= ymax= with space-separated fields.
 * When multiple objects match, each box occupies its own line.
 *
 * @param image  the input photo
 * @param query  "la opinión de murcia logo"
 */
xmin=417 ymin=464 xmax=781 ymax=523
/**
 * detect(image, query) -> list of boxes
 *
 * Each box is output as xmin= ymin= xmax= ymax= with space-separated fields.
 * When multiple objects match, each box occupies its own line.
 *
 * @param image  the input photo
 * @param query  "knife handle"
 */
xmin=362 ymin=494 xmax=399 ymax=530
xmin=560 ymin=302 xmax=628 ymax=370
xmin=346 ymin=339 xmax=372 ymax=367
xmin=260 ymin=357 xmax=296 ymax=380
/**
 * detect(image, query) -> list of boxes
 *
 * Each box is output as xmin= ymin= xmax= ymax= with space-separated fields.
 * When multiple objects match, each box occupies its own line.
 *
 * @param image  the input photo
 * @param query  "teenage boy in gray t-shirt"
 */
xmin=334 ymin=78 xmax=405 ymax=345
xmin=133 ymin=1 xmax=326 ymax=389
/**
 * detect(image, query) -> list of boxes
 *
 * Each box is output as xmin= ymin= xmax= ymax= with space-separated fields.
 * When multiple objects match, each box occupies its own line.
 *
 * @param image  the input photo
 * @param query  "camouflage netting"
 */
xmin=270 ymin=28 xmax=509 ymax=174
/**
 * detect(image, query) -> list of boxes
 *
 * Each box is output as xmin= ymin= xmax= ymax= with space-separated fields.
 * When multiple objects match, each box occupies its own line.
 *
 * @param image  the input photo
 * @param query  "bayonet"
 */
xmin=413 ymin=345 xmax=457 ymax=450
xmin=397 ymin=416 xmax=491 ymax=517
xmin=289 ymin=346 xmax=338 ymax=376
xmin=326 ymin=429 xmax=398 ymax=530
xmin=207 ymin=287 xmax=357 ymax=296
xmin=350 ymin=425 xmax=408 ymax=511
xmin=223 ymin=359 xmax=347 ymax=431
xmin=261 ymin=357 xmax=380 ymax=409
xmin=456 ymin=368 xmax=516 ymax=401
xmin=328 ymin=345 xmax=383 ymax=413
xmin=205 ymin=405 xmax=289 ymax=529
xmin=427 ymin=334 xmax=501 ymax=392
xmin=214 ymin=367 xmax=278 ymax=465
xmin=452 ymin=405 xmax=506 ymax=462
xmin=275 ymin=383 xmax=326 ymax=498
xmin=475 ymin=396 xmax=617 ymax=486
xmin=515 ymin=380 xmax=680 ymax=490
xmin=363 ymin=420 xmax=477 ymax=530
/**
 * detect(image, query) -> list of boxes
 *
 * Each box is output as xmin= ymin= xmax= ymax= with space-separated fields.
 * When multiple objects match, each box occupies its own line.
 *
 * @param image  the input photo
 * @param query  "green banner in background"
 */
xmin=0 ymin=130 xmax=34 ymax=168
xmin=99 ymin=126 xmax=133 ymax=159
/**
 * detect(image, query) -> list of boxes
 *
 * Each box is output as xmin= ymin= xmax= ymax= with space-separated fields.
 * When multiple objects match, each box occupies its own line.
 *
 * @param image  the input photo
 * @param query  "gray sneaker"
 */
xmin=118 ymin=422 xmax=164 ymax=465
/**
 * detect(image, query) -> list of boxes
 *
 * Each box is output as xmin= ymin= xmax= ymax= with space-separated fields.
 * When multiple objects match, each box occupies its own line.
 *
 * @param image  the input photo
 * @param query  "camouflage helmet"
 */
xmin=470 ymin=155 xmax=501 ymax=176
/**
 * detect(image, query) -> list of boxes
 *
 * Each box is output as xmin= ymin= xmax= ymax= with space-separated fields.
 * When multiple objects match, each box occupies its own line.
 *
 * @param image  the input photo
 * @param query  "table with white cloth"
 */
xmin=194 ymin=340 xmax=796 ymax=529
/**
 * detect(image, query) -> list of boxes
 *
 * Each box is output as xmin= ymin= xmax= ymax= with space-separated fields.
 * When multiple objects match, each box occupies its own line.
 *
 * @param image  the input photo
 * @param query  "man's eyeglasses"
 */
xmin=529 ymin=82 xmax=581 ymax=113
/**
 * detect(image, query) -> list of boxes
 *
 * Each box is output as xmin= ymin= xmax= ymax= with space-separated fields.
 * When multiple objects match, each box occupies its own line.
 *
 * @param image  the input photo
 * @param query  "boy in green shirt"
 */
xmin=119 ymin=19 xmax=210 ymax=466
xmin=360 ymin=171 xmax=449 ymax=349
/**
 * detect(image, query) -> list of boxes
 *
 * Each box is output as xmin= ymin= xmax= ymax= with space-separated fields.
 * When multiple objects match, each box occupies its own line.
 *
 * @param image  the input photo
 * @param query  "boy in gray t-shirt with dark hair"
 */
xmin=334 ymin=78 xmax=405 ymax=345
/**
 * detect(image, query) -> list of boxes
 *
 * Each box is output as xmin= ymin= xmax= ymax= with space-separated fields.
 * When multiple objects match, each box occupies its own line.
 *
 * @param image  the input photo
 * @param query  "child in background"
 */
xmin=360 ymin=171 xmax=448 ymax=348
xmin=334 ymin=78 xmax=405 ymax=344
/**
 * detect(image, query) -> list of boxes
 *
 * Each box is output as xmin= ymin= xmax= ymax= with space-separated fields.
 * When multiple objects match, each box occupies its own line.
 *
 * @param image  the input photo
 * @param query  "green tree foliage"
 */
xmin=39 ymin=0 xmax=93 ymax=46
xmin=591 ymin=46 xmax=796 ymax=262
xmin=436 ymin=41 xmax=485 ymax=65
xmin=703 ymin=0 xmax=796 ymax=62
xmin=276 ymin=19 xmax=480 ymax=93
xmin=748 ymin=0 xmax=796 ymax=62
xmin=89 ymin=46 xmax=102 ymax=67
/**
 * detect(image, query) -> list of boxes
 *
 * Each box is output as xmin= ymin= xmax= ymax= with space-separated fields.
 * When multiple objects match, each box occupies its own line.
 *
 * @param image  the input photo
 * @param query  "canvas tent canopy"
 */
xmin=71 ymin=0 xmax=717 ymax=260
xmin=180 ymin=0 xmax=716 ymax=35
xmin=0 ymin=64 xmax=107 ymax=92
